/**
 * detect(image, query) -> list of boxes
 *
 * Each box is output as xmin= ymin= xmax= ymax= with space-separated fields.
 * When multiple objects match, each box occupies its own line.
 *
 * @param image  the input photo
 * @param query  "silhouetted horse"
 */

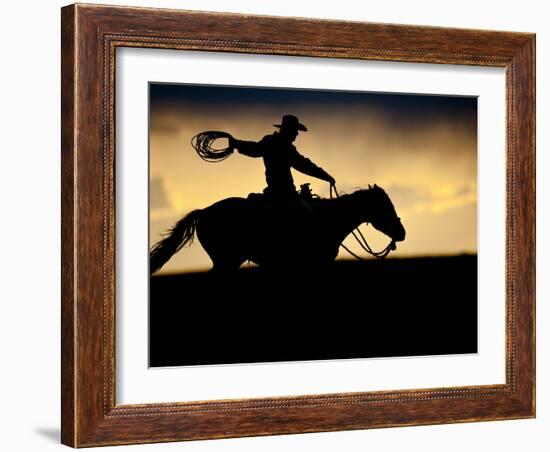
xmin=150 ymin=185 xmax=405 ymax=274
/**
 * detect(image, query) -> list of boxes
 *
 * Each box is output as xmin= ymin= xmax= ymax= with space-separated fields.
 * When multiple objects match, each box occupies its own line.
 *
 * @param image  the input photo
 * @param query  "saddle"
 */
xmin=246 ymin=183 xmax=318 ymax=210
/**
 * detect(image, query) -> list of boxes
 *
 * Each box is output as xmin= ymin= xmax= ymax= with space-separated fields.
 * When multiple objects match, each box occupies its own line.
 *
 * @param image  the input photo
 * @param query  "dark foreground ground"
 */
xmin=149 ymin=255 xmax=477 ymax=367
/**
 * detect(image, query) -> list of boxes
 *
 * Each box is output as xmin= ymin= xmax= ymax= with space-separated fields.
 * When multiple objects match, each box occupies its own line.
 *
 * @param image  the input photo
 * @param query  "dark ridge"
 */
xmin=149 ymin=255 xmax=477 ymax=367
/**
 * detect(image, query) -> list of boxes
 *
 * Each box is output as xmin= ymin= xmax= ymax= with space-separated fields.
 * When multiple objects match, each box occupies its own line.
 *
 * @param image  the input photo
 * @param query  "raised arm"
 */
xmin=231 ymin=136 xmax=264 ymax=158
xmin=290 ymin=148 xmax=335 ymax=185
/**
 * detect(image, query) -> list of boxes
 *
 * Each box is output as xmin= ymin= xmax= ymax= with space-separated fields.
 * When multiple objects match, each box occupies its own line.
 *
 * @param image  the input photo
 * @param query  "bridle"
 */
xmin=329 ymin=184 xmax=396 ymax=260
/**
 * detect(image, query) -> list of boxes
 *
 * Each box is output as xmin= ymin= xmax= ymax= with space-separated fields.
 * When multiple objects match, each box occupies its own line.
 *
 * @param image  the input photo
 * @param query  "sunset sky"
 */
xmin=149 ymin=83 xmax=477 ymax=274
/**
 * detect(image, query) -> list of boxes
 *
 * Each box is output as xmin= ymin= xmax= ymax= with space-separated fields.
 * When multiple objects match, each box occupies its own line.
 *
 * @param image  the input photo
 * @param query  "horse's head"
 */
xmin=356 ymin=185 xmax=406 ymax=243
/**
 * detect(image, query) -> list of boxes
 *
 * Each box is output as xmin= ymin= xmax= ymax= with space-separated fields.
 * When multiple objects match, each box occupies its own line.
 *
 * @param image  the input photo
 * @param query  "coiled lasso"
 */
xmin=191 ymin=131 xmax=235 ymax=162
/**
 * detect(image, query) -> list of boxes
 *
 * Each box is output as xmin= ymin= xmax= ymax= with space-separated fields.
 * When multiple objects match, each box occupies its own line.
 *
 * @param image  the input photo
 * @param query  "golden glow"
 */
xmin=150 ymin=94 xmax=477 ymax=274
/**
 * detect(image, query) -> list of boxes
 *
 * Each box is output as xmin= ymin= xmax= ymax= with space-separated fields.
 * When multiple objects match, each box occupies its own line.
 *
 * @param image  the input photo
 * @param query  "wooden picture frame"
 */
xmin=61 ymin=3 xmax=535 ymax=447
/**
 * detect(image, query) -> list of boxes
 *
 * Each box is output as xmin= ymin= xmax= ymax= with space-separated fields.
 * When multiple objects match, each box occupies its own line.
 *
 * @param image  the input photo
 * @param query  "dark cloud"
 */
xmin=150 ymin=82 xmax=477 ymax=138
xmin=385 ymin=184 xmax=433 ymax=208
xmin=150 ymin=114 xmax=181 ymax=135
xmin=150 ymin=177 xmax=170 ymax=210
xmin=454 ymin=184 xmax=474 ymax=197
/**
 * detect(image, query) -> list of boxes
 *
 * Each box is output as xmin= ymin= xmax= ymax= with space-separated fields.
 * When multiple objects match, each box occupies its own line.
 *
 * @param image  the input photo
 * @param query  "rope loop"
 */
xmin=191 ymin=131 xmax=235 ymax=162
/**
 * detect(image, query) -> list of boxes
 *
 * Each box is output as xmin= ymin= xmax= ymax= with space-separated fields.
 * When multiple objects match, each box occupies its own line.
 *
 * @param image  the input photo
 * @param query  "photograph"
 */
xmin=56 ymin=2 xmax=536 ymax=447
xmin=148 ymin=83 xmax=478 ymax=367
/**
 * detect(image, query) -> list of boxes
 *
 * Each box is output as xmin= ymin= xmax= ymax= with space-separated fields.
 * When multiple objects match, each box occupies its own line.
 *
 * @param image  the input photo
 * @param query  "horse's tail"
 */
xmin=150 ymin=209 xmax=202 ymax=274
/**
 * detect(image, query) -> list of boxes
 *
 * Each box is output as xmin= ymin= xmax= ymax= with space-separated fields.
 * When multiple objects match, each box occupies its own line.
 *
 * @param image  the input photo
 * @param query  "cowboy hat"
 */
xmin=273 ymin=114 xmax=307 ymax=132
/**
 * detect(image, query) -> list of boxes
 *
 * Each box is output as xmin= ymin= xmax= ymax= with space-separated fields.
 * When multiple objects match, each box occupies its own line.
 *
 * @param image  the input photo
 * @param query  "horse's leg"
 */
xmin=200 ymin=236 xmax=244 ymax=273
xmin=211 ymin=256 xmax=245 ymax=273
xmin=196 ymin=207 xmax=247 ymax=273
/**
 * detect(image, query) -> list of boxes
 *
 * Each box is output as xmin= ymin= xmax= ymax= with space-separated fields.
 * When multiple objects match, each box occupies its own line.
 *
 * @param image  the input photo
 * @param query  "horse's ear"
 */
xmin=374 ymin=183 xmax=378 ymax=189
xmin=368 ymin=184 xmax=372 ymax=189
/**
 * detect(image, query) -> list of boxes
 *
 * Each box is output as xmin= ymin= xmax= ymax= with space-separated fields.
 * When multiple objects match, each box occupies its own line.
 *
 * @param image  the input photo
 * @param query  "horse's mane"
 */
xmin=317 ymin=185 xmax=388 ymax=205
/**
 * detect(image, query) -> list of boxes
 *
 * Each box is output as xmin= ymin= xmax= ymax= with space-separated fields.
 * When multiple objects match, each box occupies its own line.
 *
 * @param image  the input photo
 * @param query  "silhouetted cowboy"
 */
xmin=229 ymin=115 xmax=336 ymax=200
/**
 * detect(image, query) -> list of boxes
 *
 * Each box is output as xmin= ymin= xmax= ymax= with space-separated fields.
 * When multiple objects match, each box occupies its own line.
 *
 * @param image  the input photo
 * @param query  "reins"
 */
xmin=329 ymin=184 xmax=395 ymax=260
